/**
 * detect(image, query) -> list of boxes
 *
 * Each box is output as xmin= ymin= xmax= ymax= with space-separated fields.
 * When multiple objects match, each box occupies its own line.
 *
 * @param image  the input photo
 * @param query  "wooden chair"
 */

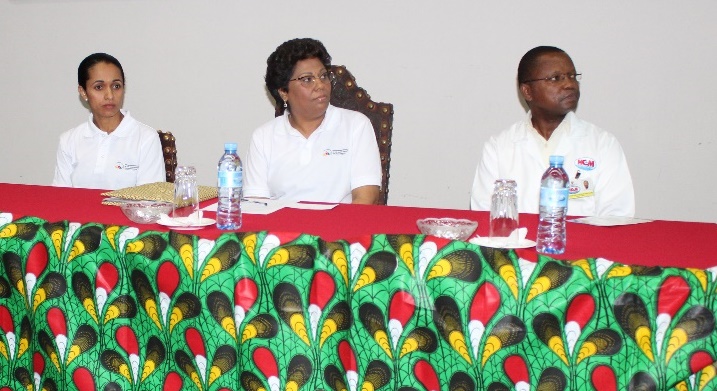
xmin=330 ymin=65 xmax=394 ymax=205
xmin=157 ymin=130 xmax=178 ymax=182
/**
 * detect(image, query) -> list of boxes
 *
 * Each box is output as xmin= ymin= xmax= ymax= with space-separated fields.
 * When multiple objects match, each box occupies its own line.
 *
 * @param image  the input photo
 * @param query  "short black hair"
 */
xmin=78 ymin=53 xmax=125 ymax=88
xmin=517 ymin=46 xmax=566 ymax=84
xmin=265 ymin=38 xmax=332 ymax=115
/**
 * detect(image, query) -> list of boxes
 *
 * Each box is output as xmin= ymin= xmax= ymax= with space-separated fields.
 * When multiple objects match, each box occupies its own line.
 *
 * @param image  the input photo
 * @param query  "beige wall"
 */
xmin=1 ymin=1 xmax=715 ymax=222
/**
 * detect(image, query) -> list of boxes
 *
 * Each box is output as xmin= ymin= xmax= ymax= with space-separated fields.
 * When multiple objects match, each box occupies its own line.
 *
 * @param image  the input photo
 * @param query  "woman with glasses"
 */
xmin=52 ymin=53 xmax=164 ymax=189
xmin=244 ymin=38 xmax=381 ymax=204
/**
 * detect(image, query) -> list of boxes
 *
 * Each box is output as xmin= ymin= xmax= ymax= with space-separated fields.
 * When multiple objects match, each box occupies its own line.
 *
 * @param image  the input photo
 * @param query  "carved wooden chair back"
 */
xmin=157 ymin=130 xmax=178 ymax=183
xmin=330 ymin=65 xmax=394 ymax=205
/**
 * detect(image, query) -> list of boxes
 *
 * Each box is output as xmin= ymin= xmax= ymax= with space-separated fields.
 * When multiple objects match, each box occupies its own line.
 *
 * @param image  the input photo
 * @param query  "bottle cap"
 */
xmin=224 ymin=143 xmax=237 ymax=151
xmin=549 ymin=155 xmax=564 ymax=165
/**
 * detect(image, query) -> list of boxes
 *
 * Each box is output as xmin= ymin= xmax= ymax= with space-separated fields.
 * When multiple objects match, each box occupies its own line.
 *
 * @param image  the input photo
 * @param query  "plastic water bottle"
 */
xmin=216 ymin=143 xmax=242 ymax=230
xmin=536 ymin=155 xmax=569 ymax=254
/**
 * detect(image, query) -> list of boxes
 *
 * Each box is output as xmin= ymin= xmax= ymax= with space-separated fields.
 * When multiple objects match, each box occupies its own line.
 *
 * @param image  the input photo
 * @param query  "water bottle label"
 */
xmin=218 ymin=171 xmax=242 ymax=187
xmin=539 ymin=187 xmax=568 ymax=208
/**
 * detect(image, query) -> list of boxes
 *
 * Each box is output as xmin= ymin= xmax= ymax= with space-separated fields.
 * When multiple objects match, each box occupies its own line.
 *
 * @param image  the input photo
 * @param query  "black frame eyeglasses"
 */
xmin=288 ymin=71 xmax=336 ymax=88
xmin=521 ymin=73 xmax=582 ymax=84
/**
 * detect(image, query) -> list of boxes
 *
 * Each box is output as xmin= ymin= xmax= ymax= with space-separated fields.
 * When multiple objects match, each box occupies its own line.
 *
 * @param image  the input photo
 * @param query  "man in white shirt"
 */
xmin=470 ymin=46 xmax=635 ymax=217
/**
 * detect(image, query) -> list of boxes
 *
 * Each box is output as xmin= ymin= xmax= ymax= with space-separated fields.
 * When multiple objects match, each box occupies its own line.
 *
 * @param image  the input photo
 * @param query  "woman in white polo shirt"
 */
xmin=52 ymin=53 xmax=164 ymax=190
xmin=244 ymin=38 xmax=382 ymax=204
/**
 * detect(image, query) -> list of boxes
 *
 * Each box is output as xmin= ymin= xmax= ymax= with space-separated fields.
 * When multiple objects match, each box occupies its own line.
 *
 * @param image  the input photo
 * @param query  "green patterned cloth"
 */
xmin=0 ymin=215 xmax=716 ymax=390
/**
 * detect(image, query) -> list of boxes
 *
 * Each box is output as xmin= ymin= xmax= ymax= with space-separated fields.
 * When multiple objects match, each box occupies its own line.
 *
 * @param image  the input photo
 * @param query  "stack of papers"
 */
xmin=202 ymin=199 xmax=337 ymax=215
xmin=568 ymin=216 xmax=653 ymax=226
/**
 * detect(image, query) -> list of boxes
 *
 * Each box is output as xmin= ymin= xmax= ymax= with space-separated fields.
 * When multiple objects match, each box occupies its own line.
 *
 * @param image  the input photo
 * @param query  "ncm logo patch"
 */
xmin=575 ymin=157 xmax=595 ymax=171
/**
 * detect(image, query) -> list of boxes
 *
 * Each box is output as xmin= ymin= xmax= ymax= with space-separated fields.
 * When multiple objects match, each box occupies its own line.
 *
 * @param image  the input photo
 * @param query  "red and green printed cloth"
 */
xmin=1 ymin=215 xmax=716 ymax=390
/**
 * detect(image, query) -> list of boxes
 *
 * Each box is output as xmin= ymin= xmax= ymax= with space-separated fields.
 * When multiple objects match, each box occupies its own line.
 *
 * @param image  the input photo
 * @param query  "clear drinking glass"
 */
xmin=489 ymin=179 xmax=520 ymax=246
xmin=172 ymin=166 xmax=200 ymax=223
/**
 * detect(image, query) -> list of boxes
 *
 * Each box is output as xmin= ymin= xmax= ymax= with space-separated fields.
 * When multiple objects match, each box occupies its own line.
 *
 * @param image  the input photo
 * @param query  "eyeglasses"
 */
xmin=288 ymin=71 xmax=335 ymax=88
xmin=521 ymin=73 xmax=582 ymax=84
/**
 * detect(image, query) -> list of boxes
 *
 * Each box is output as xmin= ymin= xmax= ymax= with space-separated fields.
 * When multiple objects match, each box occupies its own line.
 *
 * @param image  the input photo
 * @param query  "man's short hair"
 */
xmin=517 ymin=46 xmax=566 ymax=84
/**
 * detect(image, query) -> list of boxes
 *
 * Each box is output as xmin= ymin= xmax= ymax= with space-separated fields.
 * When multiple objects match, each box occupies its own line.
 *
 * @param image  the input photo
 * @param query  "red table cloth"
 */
xmin=2 ymin=183 xmax=716 ymax=269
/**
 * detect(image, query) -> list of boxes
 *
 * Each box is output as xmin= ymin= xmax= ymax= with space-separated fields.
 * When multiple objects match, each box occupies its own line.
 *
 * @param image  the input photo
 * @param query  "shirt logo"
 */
xmin=323 ymin=148 xmax=348 ymax=156
xmin=575 ymin=157 xmax=596 ymax=171
xmin=115 ymin=162 xmax=139 ymax=171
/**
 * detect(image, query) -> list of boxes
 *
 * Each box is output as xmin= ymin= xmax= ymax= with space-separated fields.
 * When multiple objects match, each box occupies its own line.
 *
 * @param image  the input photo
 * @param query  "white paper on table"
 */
xmin=286 ymin=202 xmax=338 ymax=210
xmin=202 ymin=199 xmax=287 ymax=215
xmin=568 ymin=216 xmax=653 ymax=226
xmin=203 ymin=199 xmax=337 ymax=214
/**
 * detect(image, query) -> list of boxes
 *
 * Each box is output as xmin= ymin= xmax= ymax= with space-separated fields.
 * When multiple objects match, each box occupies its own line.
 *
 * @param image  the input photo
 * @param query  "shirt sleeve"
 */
xmin=243 ymin=129 xmax=272 ymax=198
xmin=349 ymin=116 xmax=382 ymax=190
xmin=136 ymin=130 xmax=166 ymax=185
xmin=52 ymin=132 xmax=74 ymax=187
xmin=470 ymin=137 xmax=499 ymax=211
xmin=593 ymin=136 xmax=635 ymax=217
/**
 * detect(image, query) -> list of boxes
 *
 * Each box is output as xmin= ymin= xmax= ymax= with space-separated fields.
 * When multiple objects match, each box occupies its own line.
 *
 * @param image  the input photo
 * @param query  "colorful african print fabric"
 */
xmin=1 ymin=214 xmax=716 ymax=390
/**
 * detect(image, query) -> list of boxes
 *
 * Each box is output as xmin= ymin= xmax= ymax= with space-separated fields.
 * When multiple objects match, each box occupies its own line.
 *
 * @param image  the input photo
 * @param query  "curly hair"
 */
xmin=78 ymin=53 xmax=125 ymax=89
xmin=265 ymin=38 xmax=332 ymax=115
xmin=517 ymin=46 xmax=566 ymax=84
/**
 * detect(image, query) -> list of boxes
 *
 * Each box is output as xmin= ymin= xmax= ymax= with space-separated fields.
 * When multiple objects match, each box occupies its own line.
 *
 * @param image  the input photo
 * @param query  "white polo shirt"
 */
xmin=52 ymin=110 xmax=165 ymax=190
xmin=470 ymin=111 xmax=635 ymax=217
xmin=244 ymin=105 xmax=381 ymax=203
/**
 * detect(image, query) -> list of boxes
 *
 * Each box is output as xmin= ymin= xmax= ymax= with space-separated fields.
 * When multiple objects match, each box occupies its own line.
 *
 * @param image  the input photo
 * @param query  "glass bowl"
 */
xmin=416 ymin=217 xmax=478 ymax=241
xmin=120 ymin=201 xmax=173 ymax=224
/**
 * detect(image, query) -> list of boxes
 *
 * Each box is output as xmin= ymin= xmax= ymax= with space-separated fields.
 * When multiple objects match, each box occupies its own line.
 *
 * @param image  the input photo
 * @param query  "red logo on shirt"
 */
xmin=115 ymin=162 xmax=139 ymax=171
xmin=575 ymin=157 xmax=595 ymax=171
xmin=323 ymin=149 xmax=348 ymax=156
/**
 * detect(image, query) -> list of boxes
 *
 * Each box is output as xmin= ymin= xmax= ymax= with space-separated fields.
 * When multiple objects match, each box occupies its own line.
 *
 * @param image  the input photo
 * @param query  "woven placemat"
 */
xmin=101 ymin=182 xmax=217 ymax=205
